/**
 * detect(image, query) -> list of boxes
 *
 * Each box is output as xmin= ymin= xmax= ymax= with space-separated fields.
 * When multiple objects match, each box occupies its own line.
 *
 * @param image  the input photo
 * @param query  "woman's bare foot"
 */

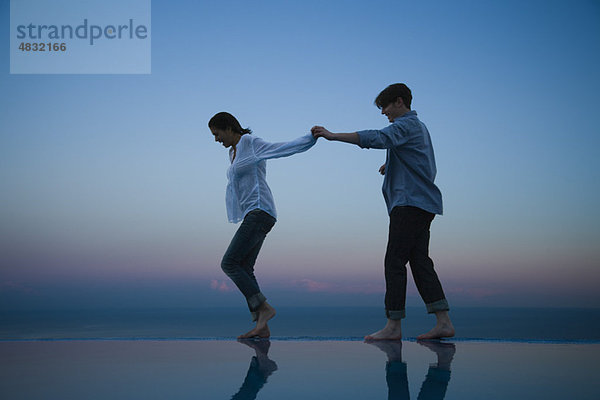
xmin=238 ymin=301 xmax=276 ymax=339
xmin=238 ymin=325 xmax=271 ymax=339
xmin=417 ymin=311 xmax=455 ymax=340
xmin=365 ymin=319 xmax=402 ymax=341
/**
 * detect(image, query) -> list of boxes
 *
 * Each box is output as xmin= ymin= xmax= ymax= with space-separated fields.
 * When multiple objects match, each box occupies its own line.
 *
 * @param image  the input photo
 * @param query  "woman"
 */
xmin=209 ymin=112 xmax=316 ymax=339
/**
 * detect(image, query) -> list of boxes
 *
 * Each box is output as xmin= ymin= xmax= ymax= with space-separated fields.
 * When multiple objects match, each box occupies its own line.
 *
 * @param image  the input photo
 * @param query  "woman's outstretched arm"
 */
xmin=252 ymin=133 xmax=317 ymax=160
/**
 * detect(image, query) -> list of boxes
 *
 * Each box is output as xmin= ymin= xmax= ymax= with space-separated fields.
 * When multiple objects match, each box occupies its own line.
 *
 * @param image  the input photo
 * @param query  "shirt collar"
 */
xmin=393 ymin=110 xmax=417 ymax=122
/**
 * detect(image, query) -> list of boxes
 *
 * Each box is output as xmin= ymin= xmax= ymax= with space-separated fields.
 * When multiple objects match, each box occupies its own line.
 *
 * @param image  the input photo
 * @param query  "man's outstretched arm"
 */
xmin=311 ymin=126 xmax=360 ymax=145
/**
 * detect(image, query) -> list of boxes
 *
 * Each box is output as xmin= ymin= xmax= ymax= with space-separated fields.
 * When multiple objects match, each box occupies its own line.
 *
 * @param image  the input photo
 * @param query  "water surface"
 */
xmin=1 ymin=340 xmax=598 ymax=399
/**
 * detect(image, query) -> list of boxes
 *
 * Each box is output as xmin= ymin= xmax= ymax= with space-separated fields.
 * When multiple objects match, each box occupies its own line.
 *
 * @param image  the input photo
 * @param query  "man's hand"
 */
xmin=310 ymin=127 xmax=361 ymax=145
xmin=379 ymin=164 xmax=386 ymax=175
xmin=311 ymin=126 xmax=334 ymax=140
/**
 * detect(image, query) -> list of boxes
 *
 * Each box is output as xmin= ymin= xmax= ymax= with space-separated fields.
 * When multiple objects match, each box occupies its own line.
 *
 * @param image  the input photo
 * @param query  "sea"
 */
xmin=1 ymin=306 xmax=599 ymax=341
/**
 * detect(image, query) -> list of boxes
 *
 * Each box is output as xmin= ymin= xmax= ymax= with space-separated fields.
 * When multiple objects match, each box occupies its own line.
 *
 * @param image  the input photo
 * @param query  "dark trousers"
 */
xmin=384 ymin=206 xmax=448 ymax=319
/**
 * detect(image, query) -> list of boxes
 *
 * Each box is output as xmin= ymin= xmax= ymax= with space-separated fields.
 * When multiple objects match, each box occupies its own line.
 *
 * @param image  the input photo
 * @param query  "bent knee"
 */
xmin=221 ymin=257 xmax=238 ymax=275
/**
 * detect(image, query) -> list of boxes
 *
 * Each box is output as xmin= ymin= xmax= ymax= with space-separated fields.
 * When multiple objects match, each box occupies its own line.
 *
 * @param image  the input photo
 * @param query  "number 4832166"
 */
xmin=18 ymin=43 xmax=67 ymax=52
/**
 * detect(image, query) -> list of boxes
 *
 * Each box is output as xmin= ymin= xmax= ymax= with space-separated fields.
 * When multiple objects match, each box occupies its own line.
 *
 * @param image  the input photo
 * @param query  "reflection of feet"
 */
xmin=365 ymin=319 xmax=402 ymax=341
xmin=367 ymin=340 xmax=403 ymax=362
xmin=416 ymin=321 xmax=455 ymax=340
xmin=256 ymin=357 xmax=278 ymax=376
xmin=238 ymin=338 xmax=278 ymax=376
xmin=238 ymin=302 xmax=276 ymax=339
xmin=417 ymin=340 xmax=456 ymax=370
xmin=238 ymin=338 xmax=271 ymax=356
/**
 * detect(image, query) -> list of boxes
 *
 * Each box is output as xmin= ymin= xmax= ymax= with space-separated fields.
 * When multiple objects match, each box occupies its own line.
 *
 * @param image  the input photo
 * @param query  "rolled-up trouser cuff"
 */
xmin=247 ymin=292 xmax=266 ymax=314
xmin=426 ymin=299 xmax=450 ymax=314
xmin=386 ymin=309 xmax=406 ymax=320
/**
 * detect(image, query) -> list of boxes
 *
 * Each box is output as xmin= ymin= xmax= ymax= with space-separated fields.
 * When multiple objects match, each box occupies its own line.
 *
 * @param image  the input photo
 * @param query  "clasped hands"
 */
xmin=310 ymin=126 xmax=334 ymax=140
xmin=310 ymin=125 xmax=385 ymax=175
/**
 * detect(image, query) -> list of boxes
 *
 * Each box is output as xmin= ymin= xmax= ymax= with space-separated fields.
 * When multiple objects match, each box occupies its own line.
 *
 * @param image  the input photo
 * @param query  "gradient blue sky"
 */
xmin=1 ymin=0 xmax=599 ymax=310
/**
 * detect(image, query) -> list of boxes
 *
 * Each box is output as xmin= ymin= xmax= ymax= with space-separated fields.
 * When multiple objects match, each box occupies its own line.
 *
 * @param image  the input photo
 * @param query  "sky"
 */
xmin=1 ymin=0 xmax=599 ymax=311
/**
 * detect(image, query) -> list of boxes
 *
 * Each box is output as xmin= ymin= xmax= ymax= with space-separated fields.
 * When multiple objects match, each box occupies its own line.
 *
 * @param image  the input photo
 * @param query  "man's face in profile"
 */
xmin=380 ymin=98 xmax=406 ymax=123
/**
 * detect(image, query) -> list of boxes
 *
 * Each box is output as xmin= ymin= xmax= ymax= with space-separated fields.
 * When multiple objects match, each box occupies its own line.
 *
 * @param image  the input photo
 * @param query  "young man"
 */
xmin=311 ymin=83 xmax=455 ymax=340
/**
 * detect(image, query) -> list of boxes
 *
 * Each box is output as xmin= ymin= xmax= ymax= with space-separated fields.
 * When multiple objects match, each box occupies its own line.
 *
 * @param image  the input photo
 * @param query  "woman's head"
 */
xmin=208 ymin=112 xmax=252 ymax=135
xmin=208 ymin=112 xmax=252 ymax=148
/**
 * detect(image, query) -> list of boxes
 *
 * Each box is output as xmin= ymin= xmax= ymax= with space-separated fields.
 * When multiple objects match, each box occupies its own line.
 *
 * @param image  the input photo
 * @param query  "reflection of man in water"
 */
xmin=231 ymin=339 xmax=278 ymax=400
xmin=369 ymin=341 xmax=455 ymax=400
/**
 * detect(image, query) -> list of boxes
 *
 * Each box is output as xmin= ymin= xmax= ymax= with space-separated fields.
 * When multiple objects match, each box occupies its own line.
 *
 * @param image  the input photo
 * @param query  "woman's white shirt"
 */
xmin=226 ymin=133 xmax=316 ymax=223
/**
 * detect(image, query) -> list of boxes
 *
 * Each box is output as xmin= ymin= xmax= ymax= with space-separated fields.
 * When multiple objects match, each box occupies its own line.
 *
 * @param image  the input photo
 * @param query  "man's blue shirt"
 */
xmin=356 ymin=110 xmax=443 ymax=215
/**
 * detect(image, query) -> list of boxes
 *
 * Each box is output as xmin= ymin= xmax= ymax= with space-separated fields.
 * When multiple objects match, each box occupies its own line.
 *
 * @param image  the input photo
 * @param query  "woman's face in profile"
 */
xmin=211 ymin=127 xmax=237 ymax=148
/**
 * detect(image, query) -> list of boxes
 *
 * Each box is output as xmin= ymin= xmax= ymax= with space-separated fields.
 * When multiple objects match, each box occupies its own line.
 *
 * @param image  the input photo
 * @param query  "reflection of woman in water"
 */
xmin=231 ymin=340 xmax=278 ymax=400
xmin=209 ymin=112 xmax=316 ymax=338
xmin=369 ymin=341 xmax=455 ymax=400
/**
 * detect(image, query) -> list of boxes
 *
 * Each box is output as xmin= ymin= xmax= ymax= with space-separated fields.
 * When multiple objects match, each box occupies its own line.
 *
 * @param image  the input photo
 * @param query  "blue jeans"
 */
xmin=221 ymin=209 xmax=276 ymax=320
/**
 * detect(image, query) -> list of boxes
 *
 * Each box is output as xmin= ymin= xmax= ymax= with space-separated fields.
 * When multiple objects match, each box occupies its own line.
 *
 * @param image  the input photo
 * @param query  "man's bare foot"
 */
xmin=365 ymin=319 xmax=402 ymax=341
xmin=238 ymin=301 xmax=276 ymax=339
xmin=417 ymin=324 xmax=455 ymax=340
xmin=417 ymin=311 xmax=455 ymax=340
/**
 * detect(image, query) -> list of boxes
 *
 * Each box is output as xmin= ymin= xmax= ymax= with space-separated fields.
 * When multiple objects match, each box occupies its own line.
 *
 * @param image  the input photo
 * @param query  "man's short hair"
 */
xmin=374 ymin=83 xmax=412 ymax=110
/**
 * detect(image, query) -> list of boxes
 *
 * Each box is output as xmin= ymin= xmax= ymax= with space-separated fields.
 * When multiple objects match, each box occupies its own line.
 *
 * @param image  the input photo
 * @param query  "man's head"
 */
xmin=375 ymin=83 xmax=412 ymax=122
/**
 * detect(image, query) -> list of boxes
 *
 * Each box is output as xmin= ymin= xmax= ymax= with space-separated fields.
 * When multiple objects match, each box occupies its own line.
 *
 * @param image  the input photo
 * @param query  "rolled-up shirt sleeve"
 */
xmin=252 ymin=133 xmax=317 ymax=160
xmin=357 ymin=123 xmax=409 ymax=149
